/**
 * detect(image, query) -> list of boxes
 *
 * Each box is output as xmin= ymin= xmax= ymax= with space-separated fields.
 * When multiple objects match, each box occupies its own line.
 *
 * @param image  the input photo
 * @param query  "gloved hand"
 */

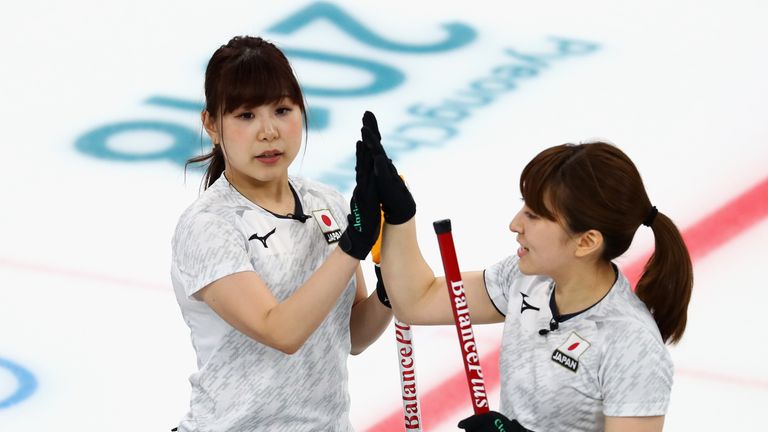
xmin=338 ymin=140 xmax=381 ymax=260
xmin=457 ymin=411 xmax=528 ymax=432
xmin=360 ymin=111 xmax=416 ymax=225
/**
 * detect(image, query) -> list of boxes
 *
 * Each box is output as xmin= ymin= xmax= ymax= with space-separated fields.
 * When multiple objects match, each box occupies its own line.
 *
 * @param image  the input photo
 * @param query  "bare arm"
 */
xmin=349 ymin=265 xmax=393 ymax=354
xmin=196 ymin=247 xmax=359 ymax=354
xmin=605 ymin=416 xmax=665 ymax=432
xmin=380 ymin=218 xmax=503 ymax=325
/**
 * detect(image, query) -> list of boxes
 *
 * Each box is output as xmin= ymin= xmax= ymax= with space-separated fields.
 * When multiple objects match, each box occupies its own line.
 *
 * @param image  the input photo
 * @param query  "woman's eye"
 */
xmin=525 ymin=211 xmax=539 ymax=219
xmin=236 ymin=112 xmax=254 ymax=120
xmin=276 ymin=106 xmax=292 ymax=115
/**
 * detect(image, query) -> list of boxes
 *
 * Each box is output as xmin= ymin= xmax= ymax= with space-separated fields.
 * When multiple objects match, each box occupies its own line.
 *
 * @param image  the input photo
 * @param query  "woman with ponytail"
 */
xmin=170 ymin=37 xmax=392 ymax=431
xmin=360 ymin=111 xmax=692 ymax=432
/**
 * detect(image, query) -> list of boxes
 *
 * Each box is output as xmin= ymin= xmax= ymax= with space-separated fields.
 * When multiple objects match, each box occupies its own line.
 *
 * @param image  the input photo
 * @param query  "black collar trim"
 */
xmin=225 ymin=174 xmax=309 ymax=222
xmin=264 ymin=182 xmax=310 ymax=222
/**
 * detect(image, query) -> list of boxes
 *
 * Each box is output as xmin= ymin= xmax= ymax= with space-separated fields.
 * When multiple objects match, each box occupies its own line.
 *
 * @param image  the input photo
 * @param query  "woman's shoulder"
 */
xmin=174 ymin=178 xmax=246 ymax=231
xmin=594 ymin=276 xmax=666 ymax=344
xmin=485 ymin=254 xmax=552 ymax=296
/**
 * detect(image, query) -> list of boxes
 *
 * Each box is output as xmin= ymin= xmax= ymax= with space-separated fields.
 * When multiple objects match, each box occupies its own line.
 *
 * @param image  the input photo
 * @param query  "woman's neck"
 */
xmin=224 ymin=170 xmax=294 ymax=215
xmin=552 ymin=261 xmax=616 ymax=315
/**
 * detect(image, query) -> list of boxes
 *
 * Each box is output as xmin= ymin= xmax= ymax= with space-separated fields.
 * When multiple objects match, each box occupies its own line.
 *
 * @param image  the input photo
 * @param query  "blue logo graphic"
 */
xmin=74 ymin=2 xmax=477 ymax=175
xmin=0 ymin=357 xmax=37 ymax=409
xmin=73 ymin=1 xmax=599 ymax=193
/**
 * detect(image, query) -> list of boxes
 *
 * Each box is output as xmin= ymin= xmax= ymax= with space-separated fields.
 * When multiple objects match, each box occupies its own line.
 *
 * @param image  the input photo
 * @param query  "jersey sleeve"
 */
xmin=483 ymin=255 xmax=521 ymax=316
xmin=600 ymin=323 xmax=673 ymax=416
xmin=172 ymin=211 xmax=254 ymax=299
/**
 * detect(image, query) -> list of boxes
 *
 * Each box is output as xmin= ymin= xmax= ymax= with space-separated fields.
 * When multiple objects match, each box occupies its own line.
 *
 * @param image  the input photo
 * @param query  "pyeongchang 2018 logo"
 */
xmin=73 ymin=1 xmax=600 ymax=193
xmin=0 ymin=357 xmax=37 ymax=410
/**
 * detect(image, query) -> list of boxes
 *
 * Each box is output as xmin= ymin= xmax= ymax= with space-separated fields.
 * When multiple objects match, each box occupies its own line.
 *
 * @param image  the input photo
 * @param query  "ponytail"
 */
xmin=186 ymin=144 xmax=225 ymax=190
xmin=635 ymin=211 xmax=693 ymax=344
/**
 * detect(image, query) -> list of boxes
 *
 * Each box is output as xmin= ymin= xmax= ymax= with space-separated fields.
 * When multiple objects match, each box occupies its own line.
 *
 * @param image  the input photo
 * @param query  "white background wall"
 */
xmin=1 ymin=1 xmax=766 ymax=430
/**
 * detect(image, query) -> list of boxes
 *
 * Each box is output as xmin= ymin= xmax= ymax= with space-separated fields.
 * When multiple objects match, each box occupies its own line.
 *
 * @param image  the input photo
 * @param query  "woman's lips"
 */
xmin=255 ymin=151 xmax=283 ymax=164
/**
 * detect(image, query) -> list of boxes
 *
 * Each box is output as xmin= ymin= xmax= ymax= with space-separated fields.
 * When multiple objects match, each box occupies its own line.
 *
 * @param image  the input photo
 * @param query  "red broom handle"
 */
xmin=433 ymin=219 xmax=490 ymax=415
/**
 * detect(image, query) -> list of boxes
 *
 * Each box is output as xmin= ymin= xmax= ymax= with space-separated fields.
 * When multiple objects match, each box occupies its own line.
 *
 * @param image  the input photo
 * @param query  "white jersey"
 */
xmin=170 ymin=175 xmax=355 ymax=432
xmin=484 ymin=255 xmax=672 ymax=432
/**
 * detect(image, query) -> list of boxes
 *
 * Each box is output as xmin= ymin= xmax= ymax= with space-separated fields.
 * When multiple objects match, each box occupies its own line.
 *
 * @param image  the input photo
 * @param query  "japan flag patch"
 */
xmin=312 ymin=209 xmax=342 ymax=244
xmin=551 ymin=332 xmax=591 ymax=372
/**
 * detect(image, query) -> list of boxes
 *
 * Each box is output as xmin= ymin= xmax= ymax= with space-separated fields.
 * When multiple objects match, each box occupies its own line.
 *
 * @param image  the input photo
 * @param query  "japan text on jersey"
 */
xmin=551 ymin=332 xmax=591 ymax=372
xmin=312 ymin=209 xmax=342 ymax=243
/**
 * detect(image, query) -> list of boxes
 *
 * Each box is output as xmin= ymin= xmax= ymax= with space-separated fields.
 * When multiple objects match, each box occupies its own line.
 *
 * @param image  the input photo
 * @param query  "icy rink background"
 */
xmin=1 ymin=0 xmax=766 ymax=430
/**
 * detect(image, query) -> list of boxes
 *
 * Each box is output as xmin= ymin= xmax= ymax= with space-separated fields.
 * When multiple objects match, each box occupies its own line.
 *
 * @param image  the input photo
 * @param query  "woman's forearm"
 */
xmin=349 ymin=292 xmax=393 ymax=354
xmin=380 ymin=218 xmax=450 ymax=324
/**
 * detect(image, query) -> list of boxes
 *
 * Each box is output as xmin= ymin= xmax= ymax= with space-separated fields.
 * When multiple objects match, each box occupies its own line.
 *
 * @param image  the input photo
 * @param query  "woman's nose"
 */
xmin=509 ymin=212 xmax=522 ymax=233
xmin=258 ymin=121 xmax=278 ymax=141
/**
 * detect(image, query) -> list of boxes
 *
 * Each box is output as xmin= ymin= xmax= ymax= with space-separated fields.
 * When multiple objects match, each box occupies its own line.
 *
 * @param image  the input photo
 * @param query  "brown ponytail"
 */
xmin=186 ymin=144 xmax=225 ymax=189
xmin=636 ymin=212 xmax=693 ymax=344
xmin=520 ymin=142 xmax=693 ymax=344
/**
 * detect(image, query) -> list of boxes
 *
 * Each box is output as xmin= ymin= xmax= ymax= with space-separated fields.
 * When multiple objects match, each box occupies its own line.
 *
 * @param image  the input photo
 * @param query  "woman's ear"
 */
xmin=201 ymin=110 xmax=219 ymax=144
xmin=574 ymin=229 xmax=604 ymax=258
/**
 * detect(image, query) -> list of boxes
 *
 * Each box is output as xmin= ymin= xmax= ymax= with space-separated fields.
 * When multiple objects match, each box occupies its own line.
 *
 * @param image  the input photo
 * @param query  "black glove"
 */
xmin=457 ymin=411 xmax=528 ymax=432
xmin=360 ymin=111 xmax=416 ymax=225
xmin=373 ymin=265 xmax=391 ymax=308
xmin=338 ymin=140 xmax=381 ymax=260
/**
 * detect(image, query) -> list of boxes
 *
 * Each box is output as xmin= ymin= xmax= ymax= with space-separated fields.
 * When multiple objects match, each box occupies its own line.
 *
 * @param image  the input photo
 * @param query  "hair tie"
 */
xmin=642 ymin=206 xmax=658 ymax=227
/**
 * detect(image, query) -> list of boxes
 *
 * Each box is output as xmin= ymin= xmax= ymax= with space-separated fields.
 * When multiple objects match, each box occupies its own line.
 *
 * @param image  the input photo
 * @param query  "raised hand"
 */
xmin=360 ymin=111 xmax=416 ymax=225
xmin=338 ymin=140 xmax=381 ymax=260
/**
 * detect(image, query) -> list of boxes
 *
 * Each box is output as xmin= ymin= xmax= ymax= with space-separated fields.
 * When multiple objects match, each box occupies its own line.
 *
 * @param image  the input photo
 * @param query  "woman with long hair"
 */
xmin=170 ymin=37 xmax=391 ymax=431
xmin=362 ymin=111 xmax=692 ymax=432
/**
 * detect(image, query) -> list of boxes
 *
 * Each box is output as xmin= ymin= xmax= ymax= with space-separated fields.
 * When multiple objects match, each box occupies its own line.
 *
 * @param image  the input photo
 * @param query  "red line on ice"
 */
xmin=0 ymin=257 xmax=167 ymax=291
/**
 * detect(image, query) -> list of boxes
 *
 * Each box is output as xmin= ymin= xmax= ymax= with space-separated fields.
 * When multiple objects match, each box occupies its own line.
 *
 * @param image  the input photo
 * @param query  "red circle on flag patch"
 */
xmin=321 ymin=214 xmax=332 ymax=227
xmin=568 ymin=342 xmax=580 ymax=351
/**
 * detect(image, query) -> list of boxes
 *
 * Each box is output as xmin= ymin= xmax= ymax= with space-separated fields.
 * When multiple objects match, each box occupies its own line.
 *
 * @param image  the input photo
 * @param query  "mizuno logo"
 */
xmin=249 ymin=228 xmax=276 ymax=248
xmin=520 ymin=293 xmax=540 ymax=314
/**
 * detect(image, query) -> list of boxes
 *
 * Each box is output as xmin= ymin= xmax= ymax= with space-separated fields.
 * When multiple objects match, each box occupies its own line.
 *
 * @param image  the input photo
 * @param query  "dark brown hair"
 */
xmin=520 ymin=142 xmax=692 ymax=344
xmin=187 ymin=36 xmax=308 ymax=188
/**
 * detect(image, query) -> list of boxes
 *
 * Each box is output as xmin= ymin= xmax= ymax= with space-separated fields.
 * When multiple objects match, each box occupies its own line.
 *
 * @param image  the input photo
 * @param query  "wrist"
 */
xmin=383 ymin=208 xmax=416 ymax=225
xmin=374 ymin=265 xmax=391 ymax=308
xmin=335 ymin=239 xmax=365 ymax=262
